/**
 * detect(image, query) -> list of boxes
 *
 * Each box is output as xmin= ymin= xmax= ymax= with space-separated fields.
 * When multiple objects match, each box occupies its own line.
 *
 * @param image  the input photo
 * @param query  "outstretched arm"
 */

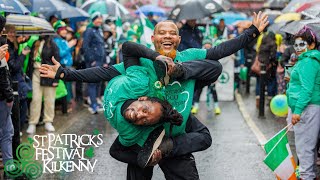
xmin=206 ymin=11 xmax=269 ymax=60
xmin=39 ymin=57 xmax=121 ymax=82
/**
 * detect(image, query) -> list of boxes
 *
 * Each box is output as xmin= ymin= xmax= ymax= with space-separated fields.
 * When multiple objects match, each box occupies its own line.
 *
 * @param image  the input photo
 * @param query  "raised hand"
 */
xmin=0 ymin=44 xmax=8 ymax=59
xmin=156 ymin=55 xmax=175 ymax=75
xmin=39 ymin=56 xmax=61 ymax=79
xmin=147 ymin=149 xmax=162 ymax=166
xmin=252 ymin=11 xmax=269 ymax=33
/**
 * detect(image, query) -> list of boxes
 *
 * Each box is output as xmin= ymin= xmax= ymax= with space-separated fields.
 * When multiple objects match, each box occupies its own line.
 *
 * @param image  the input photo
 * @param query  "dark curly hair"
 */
xmin=146 ymin=97 xmax=183 ymax=126
xmin=294 ymin=26 xmax=318 ymax=49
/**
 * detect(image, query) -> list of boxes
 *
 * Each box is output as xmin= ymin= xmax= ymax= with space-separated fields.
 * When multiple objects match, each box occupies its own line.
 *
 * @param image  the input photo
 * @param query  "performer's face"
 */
xmin=123 ymin=99 xmax=163 ymax=126
xmin=152 ymin=21 xmax=181 ymax=55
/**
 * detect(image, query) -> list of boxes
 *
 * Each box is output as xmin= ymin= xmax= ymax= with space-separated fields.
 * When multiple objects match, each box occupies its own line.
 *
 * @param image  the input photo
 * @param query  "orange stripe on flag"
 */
xmin=288 ymin=172 xmax=297 ymax=180
xmin=289 ymin=156 xmax=298 ymax=180
xmin=290 ymin=156 xmax=297 ymax=169
xmin=276 ymin=175 xmax=281 ymax=180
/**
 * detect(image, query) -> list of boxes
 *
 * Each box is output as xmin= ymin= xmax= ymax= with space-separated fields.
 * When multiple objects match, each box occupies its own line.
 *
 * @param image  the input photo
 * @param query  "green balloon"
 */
xmin=239 ymin=67 xmax=248 ymax=81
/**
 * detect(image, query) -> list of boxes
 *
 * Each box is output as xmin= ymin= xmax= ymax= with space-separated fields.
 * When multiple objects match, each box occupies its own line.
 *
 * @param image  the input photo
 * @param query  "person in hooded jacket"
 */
xmin=53 ymin=20 xmax=76 ymax=110
xmin=82 ymin=12 xmax=105 ymax=114
xmin=287 ymin=26 xmax=320 ymax=180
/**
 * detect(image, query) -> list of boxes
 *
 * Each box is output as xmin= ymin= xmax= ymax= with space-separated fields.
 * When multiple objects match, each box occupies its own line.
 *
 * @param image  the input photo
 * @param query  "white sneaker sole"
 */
xmin=145 ymin=129 xmax=165 ymax=167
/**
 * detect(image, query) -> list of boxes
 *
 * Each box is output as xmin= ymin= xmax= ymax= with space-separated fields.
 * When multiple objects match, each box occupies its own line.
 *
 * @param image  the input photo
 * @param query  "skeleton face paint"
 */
xmin=294 ymin=39 xmax=307 ymax=52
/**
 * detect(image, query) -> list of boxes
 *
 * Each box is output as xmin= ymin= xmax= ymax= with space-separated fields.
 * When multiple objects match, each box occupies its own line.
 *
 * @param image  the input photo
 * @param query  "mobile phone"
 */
xmin=1 ymin=34 xmax=7 ymax=44
xmin=285 ymin=64 xmax=293 ymax=78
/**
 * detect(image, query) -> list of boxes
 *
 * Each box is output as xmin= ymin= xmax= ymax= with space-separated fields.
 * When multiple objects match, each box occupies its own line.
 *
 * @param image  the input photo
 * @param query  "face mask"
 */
xmin=293 ymin=39 xmax=307 ymax=52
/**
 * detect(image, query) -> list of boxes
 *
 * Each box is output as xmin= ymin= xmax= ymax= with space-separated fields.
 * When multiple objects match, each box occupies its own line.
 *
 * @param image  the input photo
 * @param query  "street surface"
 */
xmin=17 ymin=79 xmax=320 ymax=180
xmin=32 ymin=95 xmax=275 ymax=179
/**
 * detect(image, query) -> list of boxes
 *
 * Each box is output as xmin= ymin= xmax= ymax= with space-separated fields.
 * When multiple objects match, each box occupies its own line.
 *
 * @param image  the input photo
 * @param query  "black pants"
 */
xmin=193 ymin=84 xmax=218 ymax=104
xmin=110 ymin=115 xmax=211 ymax=180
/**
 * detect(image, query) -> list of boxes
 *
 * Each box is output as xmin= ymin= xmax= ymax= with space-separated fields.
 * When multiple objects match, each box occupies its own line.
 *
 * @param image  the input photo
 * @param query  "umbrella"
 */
xmin=263 ymin=9 xmax=282 ymax=24
xmin=295 ymin=0 xmax=320 ymax=13
xmin=135 ymin=4 xmax=166 ymax=17
xmin=301 ymin=4 xmax=320 ymax=19
xmin=81 ymin=0 xmax=129 ymax=17
xmin=213 ymin=12 xmax=248 ymax=25
xmin=22 ymin=0 xmax=89 ymax=19
xmin=0 ymin=0 xmax=30 ymax=14
xmin=268 ymin=21 xmax=287 ymax=33
xmin=45 ymin=6 xmax=89 ymax=20
xmin=263 ymin=0 xmax=289 ymax=10
xmin=6 ymin=14 xmax=55 ymax=35
xmin=168 ymin=0 xmax=224 ymax=21
xmin=282 ymin=0 xmax=310 ymax=13
xmin=213 ymin=0 xmax=233 ymax=11
xmin=280 ymin=19 xmax=320 ymax=40
xmin=274 ymin=13 xmax=301 ymax=23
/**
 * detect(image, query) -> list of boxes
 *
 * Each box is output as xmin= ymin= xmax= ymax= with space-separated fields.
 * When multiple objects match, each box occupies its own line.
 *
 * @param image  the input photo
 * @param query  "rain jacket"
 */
xmin=287 ymin=50 xmax=320 ymax=115
xmin=53 ymin=37 xmax=73 ymax=67
xmin=177 ymin=23 xmax=203 ymax=51
xmin=0 ymin=59 xmax=13 ymax=103
xmin=82 ymin=25 xmax=105 ymax=68
xmin=7 ymin=40 xmax=29 ymax=99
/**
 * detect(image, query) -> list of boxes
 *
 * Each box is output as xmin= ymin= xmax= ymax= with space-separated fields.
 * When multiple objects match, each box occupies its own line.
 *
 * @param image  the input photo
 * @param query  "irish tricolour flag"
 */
xmin=263 ymin=125 xmax=297 ymax=180
xmin=137 ymin=8 xmax=155 ymax=50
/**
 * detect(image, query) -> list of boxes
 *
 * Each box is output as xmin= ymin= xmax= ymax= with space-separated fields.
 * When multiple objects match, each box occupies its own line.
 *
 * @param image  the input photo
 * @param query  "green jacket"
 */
xmin=107 ymin=48 xmax=207 ymax=146
xmin=287 ymin=50 xmax=320 ymax=115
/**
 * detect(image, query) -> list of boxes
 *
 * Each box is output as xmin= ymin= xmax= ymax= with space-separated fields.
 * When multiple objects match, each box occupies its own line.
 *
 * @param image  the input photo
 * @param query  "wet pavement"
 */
xmin=25 ymin=98 xmax=275 ymax=180
xmin=4 ymin=78 xmax=317 ymax=180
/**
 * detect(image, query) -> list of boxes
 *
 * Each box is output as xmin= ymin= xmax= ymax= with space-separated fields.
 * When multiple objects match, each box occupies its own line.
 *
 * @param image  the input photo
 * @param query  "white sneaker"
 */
xmin=88 ymin=107 xmax=98 ymax=114
xmin=26 ymin=124 xmax=36 ymax=134
xmin=45 ymin=123 xmax=55 ymax=132
xmin=97 ymin=105 xmax=104 ymax=112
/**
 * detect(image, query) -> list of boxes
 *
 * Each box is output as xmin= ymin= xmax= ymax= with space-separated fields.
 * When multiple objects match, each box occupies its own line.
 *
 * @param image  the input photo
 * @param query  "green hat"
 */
xmin=90 ymin=11 xmax=102 ymax=22
xmin=202 ymin=39 xmax=212 ymax=45
xmin=53 ymin=20 xmax=67 ymax=32
xmin=127 ymin=29 xmax=137 ymax=37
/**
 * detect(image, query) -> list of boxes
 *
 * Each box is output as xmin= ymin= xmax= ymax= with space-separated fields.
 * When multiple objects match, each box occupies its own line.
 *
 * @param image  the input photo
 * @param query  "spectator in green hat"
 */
xmin=53 ymin=20 xmax=76 ymax=111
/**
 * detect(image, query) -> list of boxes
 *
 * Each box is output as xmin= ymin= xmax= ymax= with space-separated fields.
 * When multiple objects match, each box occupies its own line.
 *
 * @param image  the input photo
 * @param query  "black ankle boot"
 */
xmin=158 ymin=136 xmax=173 ymax=158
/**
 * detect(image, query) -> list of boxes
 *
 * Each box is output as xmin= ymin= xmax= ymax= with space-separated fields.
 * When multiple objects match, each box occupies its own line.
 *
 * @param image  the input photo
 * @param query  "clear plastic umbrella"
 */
xmin=6 ymin=14 xmax=55 ymax=35
xmin=81 ymin=0 xmax=129 ymax=17
xmin=280 ymin=19 xmax=320 ymax=41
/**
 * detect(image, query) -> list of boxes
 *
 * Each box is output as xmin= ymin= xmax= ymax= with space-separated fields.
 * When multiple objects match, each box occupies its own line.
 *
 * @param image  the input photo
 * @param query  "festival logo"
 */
xmin=166 ymin=81 xmax=190 ymax=113
xmin=4 ymin=130 xmax=103 ymax=179
xmin=218 ymin=71 xmax=230 ymax=84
